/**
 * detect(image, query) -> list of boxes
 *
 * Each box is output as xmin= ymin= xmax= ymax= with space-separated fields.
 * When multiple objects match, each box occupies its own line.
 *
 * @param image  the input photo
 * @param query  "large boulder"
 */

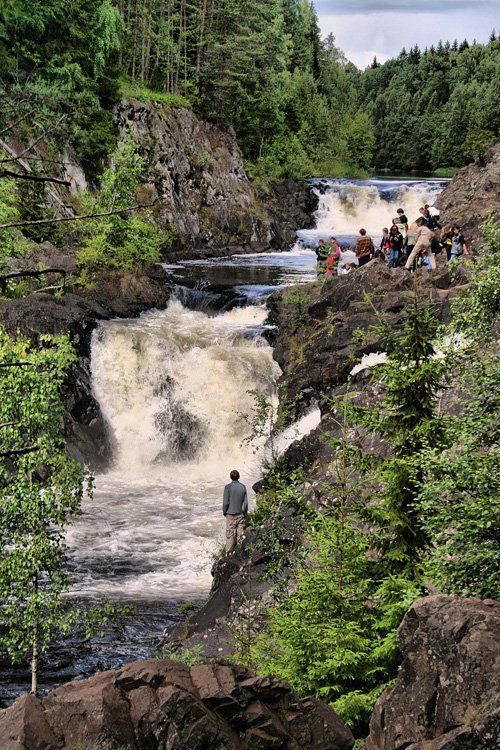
xmin=364 ymin=595 xmax=500 ymax=750
xmin=436 ymin=144 xmax=500 ymax=251
xmin=0 ymin=659 xmax=354 ymax=750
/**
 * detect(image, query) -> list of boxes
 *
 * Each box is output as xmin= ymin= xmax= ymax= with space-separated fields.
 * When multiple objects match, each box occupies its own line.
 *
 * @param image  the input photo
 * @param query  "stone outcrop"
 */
xmin=115 ymin=99 xmax=314 ymax=255
xmin=364 ymin=595 xmax=500 ymax=750
xmin=268 ymin=259 xmax=470 ymax=419
xmin=0 ymin=659 xmax=354 ymax=750
xmin=436 ymin=143 xmax=500 ymax=251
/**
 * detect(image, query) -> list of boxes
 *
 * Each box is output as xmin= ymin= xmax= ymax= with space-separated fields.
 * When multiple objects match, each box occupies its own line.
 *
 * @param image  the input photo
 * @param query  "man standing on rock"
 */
xmin=223 ymin=470 xmax=248 ymax=554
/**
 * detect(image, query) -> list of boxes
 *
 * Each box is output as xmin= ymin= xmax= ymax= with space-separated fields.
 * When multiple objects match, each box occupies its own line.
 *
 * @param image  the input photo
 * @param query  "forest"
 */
xmin=1 ymin=0 xmax=499 ymax=182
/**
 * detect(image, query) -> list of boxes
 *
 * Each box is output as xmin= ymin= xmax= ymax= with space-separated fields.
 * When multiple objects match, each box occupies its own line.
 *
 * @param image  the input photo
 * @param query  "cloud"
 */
xmin=317 ymin=8 xmax=496 ymax=69
xmin=313 ymin=0 xmax=498 ymax=14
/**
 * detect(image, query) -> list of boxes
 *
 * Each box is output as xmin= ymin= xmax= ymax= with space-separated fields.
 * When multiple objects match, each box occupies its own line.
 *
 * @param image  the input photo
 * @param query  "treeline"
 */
xmin=359 ymin=36 xmax=500 ymax=172
xmin=1 ymin=2 xmax=498 ymax=181
xmin=0 ymin=0 xmax=370 ymax=180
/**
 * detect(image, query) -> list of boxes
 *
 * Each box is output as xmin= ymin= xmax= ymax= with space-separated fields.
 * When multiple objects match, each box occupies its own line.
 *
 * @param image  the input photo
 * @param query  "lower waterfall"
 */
xmin=66 ymin=301 xmax=280 ymax=600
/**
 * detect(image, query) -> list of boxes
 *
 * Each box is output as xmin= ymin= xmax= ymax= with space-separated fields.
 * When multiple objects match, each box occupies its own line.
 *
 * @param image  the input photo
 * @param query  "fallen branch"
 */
xmin=0 ymin=422 xmax=19 ymax=429
xmin=0 ymin=201 xmax=156 ymax=229
xmin=0 ymin=446 xmax=39 ymax=457
xmin=0 ymin=168 xmax=70 ymax=186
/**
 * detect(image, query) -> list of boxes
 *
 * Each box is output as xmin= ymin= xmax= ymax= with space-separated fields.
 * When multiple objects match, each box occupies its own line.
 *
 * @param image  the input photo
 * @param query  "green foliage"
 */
xmin=0 ymin=328 xmax=116 ymax=691
xmin=451 ymin=216 xmax=500 ymax=339
xmin=359 ymin=38 xmax=500 ymax=171
xmin=253 ymin=507 xmax=420 ymax=733
xmin=161 ymin=643 xmax=204 ymax=666
xmin=0 ymin=177 xmax=30 ymax=269
xmin=76 ymin=136 xmax=164 ymax=277
xmin=119 ymin=80 xmax=191 ymax=108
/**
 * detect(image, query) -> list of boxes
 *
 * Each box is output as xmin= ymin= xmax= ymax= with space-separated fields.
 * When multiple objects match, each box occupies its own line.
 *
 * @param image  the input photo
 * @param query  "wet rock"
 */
xmin=364 ymin=595 xmax=500 ymax=750
xmin=436 ymin=143 xmax=500 ymax=251
xmin=0 ymin=659 xmax=354 ymax=750
xmin=262 ymin=179 xmax=319 ymax=248
xmin=268 ymin=260 xmax=468 ymax=419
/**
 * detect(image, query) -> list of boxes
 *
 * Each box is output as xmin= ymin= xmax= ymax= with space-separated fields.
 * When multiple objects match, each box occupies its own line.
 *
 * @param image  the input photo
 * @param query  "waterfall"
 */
xmin=298 ymin=178 xmax=445 ymax=244
xmin=66 ymin=300 xmax=280 ymax=600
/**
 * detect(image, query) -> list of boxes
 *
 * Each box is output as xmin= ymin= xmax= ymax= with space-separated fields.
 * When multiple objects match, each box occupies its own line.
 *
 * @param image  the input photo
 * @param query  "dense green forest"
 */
xmin=2 ymin=1 xmax=498 ymax=181
xmin=360 ymin=37 xmax=500 ymax=172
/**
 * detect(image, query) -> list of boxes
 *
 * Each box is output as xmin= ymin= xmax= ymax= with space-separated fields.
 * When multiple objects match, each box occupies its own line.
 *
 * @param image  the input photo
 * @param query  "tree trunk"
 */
xmin=31 ymin=626 xmax=38 ymax=695
xmin=196 ymin=0 xmax=208 ymax=76
xmin=131 ymin=0 xmax=139 ymax=83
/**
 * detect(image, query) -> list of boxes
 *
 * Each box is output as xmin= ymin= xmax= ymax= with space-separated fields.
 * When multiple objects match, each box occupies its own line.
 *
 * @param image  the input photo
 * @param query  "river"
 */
xmin=0 ymin=177 xmax=445 ymax=702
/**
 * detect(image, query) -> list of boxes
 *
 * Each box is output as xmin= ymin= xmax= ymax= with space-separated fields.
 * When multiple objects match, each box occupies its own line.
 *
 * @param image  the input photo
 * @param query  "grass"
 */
xmin=433 ymin=166 xmax=459 ymax=178
xmin=119 ymin=80 xmax=191 ymax=109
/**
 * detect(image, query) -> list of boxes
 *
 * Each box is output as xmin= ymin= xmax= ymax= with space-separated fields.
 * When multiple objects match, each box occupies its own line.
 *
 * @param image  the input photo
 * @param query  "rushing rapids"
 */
xmin=0 ymin=177 xmax=447 ymax=702
xmin=67 ymin=302 xmax=280 ymax=600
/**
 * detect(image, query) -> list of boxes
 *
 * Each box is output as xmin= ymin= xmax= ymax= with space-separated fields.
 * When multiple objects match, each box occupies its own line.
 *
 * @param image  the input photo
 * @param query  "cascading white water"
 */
xmin=67 ymin=301 xmax=280 ymax=600
xmin=67 ymin=177 xmax=446 ymax=606
xmin=298 ymin=178 xmax=445 ymax=244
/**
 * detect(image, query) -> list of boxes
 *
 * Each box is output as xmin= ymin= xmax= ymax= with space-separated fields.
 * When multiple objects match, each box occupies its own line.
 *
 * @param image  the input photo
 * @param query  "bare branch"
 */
xmin=0 ymin=421 xmax=19 ymax=428
xmin=0 ymin=201 xmax=156 ymax=229
xmin=0 ymin=168 xmax=70 ymax=186
xmin=0 ymin=115 xmax=66 ymax=164
xmin=0 ymin=362 xmax=36 ymax=368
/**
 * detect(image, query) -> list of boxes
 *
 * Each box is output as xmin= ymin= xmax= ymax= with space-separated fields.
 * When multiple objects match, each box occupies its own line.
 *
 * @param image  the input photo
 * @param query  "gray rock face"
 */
xmin=115 ymin=98 xmax=275 ymax=253
xmin=268 ymin=259 xmax=470 ymax=419
xmin=0 ymin=659 xmax=354 ymax=750
xmin=436 ymin=144 xmax=500 ymax=251
xmin=364 ymin=595 xmax=500 ymax=750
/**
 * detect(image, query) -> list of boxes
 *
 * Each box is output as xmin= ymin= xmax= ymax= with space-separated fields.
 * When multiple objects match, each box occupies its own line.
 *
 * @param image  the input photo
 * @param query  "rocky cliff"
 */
xmin=0 ymin=660 xmax=354 ymax=750
xmin=115 ymin=98 xmax=316 ymax=256
xmin=436 ymin=143 xmax=500 ymax=250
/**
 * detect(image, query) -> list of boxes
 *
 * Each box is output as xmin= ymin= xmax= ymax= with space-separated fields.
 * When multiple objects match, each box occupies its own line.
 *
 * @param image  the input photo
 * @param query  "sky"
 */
xmin=314 ymin=0 xmax=500 ymax=69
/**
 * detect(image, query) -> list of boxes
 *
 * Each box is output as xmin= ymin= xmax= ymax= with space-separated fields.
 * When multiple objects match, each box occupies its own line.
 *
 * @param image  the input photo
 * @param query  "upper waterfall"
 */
xmin=298 ymin=178 xmax=445 ymax=244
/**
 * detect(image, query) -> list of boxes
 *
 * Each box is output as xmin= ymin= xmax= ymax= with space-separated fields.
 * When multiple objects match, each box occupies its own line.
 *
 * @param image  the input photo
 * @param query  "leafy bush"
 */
xmin=76 ymin=136 xmax=164 ymax=277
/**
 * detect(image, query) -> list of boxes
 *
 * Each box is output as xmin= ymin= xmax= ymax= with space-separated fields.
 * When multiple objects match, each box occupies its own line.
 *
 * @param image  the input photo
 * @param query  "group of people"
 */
xmin=315 ymin=203 xmax=469 ymax=278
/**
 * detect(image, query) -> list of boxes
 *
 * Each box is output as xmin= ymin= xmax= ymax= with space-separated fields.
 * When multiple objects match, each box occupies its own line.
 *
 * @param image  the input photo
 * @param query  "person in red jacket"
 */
xmin=325 ymin=237 xmax=341 ymax=278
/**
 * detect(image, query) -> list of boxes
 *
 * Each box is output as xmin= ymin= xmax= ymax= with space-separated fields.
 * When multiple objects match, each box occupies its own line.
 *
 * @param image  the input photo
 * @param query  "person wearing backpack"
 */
xmin=388 ymin=225 xmax=404 ymax=267
xmin=450 ymin=225 xmax=469 ymax=260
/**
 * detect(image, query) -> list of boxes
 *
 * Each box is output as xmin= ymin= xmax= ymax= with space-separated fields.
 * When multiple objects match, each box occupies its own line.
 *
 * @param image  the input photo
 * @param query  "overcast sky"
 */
xmin=314 ymin=0 xmax=500 ymax=69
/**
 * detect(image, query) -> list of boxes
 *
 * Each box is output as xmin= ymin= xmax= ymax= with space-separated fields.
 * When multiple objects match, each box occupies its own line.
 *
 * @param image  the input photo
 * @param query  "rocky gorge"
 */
xmin=0 ymin=133 xmax=499 ymax=748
